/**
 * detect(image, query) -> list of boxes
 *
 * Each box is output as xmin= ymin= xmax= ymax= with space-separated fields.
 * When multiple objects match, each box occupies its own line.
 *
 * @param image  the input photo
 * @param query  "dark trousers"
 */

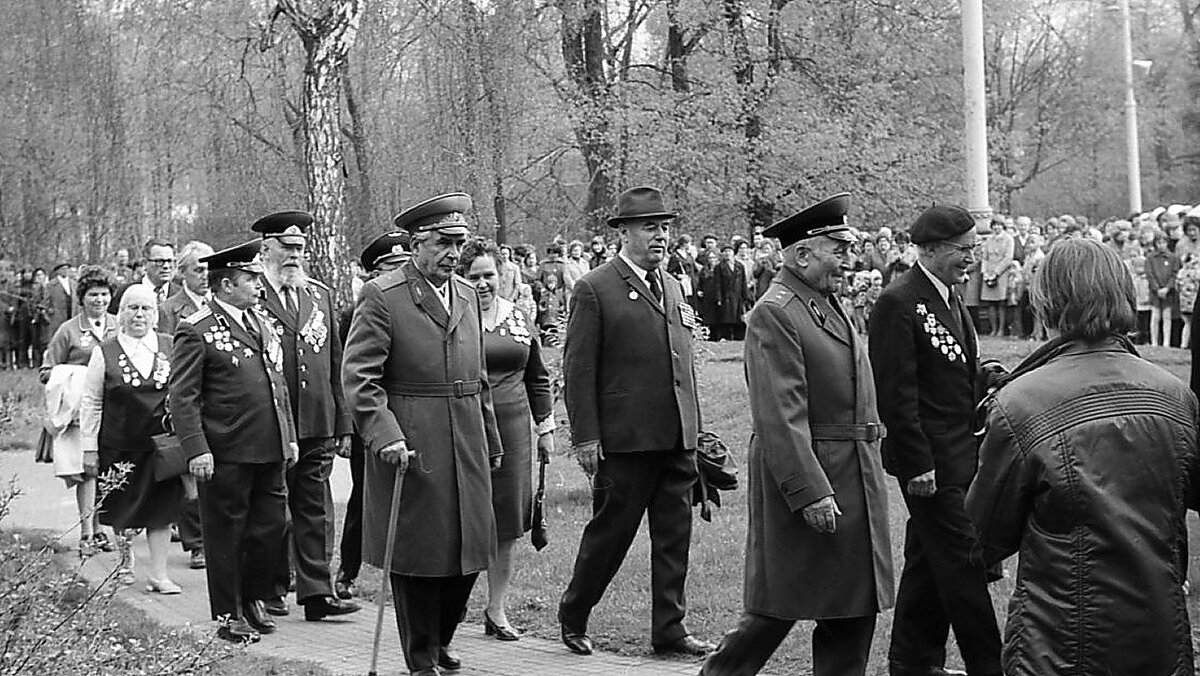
xmin=274 ymin=437 xmax=336 ymax=602
xmin=702 ymin=612 xmax=876 ymax=676
xmin=391 ymin=573 xmax=478 ymax=673
xmin=558 ymin=450 xmax=696 ymax=646
xmin=198 ymin=461 xmax=287 ymax=620
xmin=177 ymin=496 xmax=203 ymax=552
xmin=889 ymin=485 xmax=1001 ymax=676
xmin=337 ymin=433 xmax=365 ymax=581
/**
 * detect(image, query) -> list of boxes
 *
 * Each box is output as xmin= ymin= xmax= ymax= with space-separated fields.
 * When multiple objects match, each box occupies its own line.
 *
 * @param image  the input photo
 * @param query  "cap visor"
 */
xmin=432 ymin=225 xmax=470 ymax=236
xmin=827 ymin=230 xmax=857 ymax=243
xmin=273 ymin=235 xmax=307 ymax=246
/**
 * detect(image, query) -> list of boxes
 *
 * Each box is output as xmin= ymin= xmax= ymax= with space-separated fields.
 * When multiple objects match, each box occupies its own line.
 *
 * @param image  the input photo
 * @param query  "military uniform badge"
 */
xmin=914 ymin=302 xmax=965 ymax=363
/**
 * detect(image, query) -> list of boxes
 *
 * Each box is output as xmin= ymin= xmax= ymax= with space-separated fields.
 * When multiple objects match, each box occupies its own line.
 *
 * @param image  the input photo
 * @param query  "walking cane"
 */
xmin=368 ymin=464 xmax=406 ymax=676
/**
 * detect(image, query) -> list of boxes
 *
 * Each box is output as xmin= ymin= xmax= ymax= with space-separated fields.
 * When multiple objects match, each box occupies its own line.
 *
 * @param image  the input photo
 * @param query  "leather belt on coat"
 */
xmin=385 ymin=379 xmax=482 ymax=398
xmin=809 ymin=422 xmax=886 ymax=442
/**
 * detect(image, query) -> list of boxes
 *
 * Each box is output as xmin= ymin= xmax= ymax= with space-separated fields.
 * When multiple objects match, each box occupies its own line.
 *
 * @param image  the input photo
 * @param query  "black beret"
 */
xmin=360 ymin=231 xmax=412 ymax=272
xmin=909 ymin=205 xmax=975 ymax=244
xmin=393 ymin=193 xmax=473 ymax=235
xmin=764 ymin=193 xmax=855 ymax=248
xmin=201 ymin=240 xmax=263 ymax=273
xmin=251 ymin=210 xmax=313 ymax=245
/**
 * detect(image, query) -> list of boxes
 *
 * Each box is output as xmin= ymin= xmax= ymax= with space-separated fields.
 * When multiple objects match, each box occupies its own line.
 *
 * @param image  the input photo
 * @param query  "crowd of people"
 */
xmin=19 ymin=186 xmax=1200 ymax=676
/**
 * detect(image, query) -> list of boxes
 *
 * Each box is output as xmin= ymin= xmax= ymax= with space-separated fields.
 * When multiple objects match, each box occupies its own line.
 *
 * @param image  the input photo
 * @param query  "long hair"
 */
xmin=1030 ymin=238 xmax=1136 ymax=342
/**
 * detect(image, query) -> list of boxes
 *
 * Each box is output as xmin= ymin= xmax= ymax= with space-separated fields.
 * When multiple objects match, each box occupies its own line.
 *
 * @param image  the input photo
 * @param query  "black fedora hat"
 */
xmin=607 ymin=186 xmax=678 ymax=227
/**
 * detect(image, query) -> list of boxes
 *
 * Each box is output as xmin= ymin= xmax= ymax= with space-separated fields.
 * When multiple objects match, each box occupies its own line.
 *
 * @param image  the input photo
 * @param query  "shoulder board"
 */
xmin=371 ymin=269 xmax=409 ymax=292
xmin=304 ymin=277 xmax=330 ymax=291
xmin=180 ymin=305 xmax=212 ymax=325
xmin=760 ymin=285 xmax=795 ymax=307
xmin=451 ymin=274 xmax=474 ymax=289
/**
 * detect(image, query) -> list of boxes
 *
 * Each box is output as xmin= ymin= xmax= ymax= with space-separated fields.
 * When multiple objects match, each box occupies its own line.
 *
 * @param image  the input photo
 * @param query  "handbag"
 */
xmin=692 ymin=430 xmax=739 ymax=522
xmin=530 ymin=455 xmax=549 ymax=551
xmin=152 ymin=411 xmax=188 ymax=482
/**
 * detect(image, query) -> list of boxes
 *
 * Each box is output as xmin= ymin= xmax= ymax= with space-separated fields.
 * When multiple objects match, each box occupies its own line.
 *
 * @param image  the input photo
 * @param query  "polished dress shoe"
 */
xmin=216 ymin=618 xmax=261 ymax=644
xmin=561 ymin=627 xmax=593 ymax=655
xmin=888 ymin=662 xmax=968 ymax=676
xmin=437 ymin=646 xmax=461 ymax=671
xmin=263 ymin=596 xmax=289 ymax=617
xmin=243 ymin=600 xmax=277 ymax=634
xmin=189 ymin=550 xmax=206 ymax=570
xmin=653 ymin=635 xmax=716 ymax=657
xmin=302 ymin=595 xmax=362 ymax=621
xmin=484 ymin=610 xmax=520 ymax=641
xmin=411 ymin=669 xmax=440 ymax=676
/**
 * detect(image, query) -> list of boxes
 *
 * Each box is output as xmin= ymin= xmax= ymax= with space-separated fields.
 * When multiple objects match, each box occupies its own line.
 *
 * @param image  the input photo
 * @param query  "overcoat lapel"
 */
xmin=297 ymin=283 xmax=314 ymax=330
xmin=776 ymin=267 xmax=851 ymax=348
xmin=446 ymin=282 xmax=469 ymax=335
xmin=612 ymin=256 xmax=665 ymax=316
xmin=210 ymin=303 xmax=258 ymax=350
xmin=260 ymin=282 xmax=299 ymax=333
xmin=910 ymin=268 xmax=969 ymax=349
xmin=403 ymin=263 xmax=450 ymax=329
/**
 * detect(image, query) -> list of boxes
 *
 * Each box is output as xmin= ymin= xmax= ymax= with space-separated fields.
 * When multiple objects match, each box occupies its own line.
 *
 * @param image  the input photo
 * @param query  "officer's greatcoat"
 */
xmin=342 ymin=262 xmax=502 ymax=577
xmin=742 ymin=265 xmax=893 ymax=619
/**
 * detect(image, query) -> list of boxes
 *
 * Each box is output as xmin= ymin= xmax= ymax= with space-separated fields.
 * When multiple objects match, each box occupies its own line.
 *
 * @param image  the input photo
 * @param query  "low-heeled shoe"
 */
xmin=437 ymin=646 xmax=461 ymax=671
xmin=263 ymin=596 xmax=289 ymax=616
xmin=302 ymin=595 xmax=362 ymax=621
xmin=653 ymin=635 xmax=716 ymax=657
xmin=216 ymin=618 xmax=261 ymax=644
xmin=484 ymin=611 xmax=520 ymax=641
xmin=560 ymin=627 xmax=593 ymax=655
xmin=243 ymin=600 xmax=277 ymax=634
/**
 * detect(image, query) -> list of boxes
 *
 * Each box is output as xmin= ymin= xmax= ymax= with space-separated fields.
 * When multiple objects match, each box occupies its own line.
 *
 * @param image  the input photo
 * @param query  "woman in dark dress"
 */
xmin=461 ymin=239 xmax=554 ymax=641
xmin=80 ymin=284 xmax=182 ymax=592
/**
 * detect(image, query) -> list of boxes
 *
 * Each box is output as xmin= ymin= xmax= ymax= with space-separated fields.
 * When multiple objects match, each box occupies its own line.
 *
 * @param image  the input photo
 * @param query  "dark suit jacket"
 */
xmin=868 ymin=266 xmax=979 ymax=486
xmin=563 ymin=257 xmax=700 ymax=453
xmin=259 ymin=276 xmax=351 ymax=440
xmin=158 ymin=289 xmax=203 ymax=336
xmin=715 ymin=260 xmax=748 ymax=324
xmin=47 ymin=279 xmax=74 ymax=331
xmin=170 ymin=302 xmax=297 ymax=464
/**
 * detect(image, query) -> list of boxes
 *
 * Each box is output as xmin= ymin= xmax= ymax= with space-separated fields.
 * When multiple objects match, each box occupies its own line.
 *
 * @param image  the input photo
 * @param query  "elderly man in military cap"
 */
xmin=869 ymin=206 xmax=1000 ymax=676
xmin=342 ymin=194 xmax=502 ymax=676
xmin=333 ymin=230 xmax=412 ymax=601
xmin=701 ymin=194 xmax=893 ymax=676
xmin=169 ymin=240 xmax=298 ymax=643
xmin=558 ymin=185 xmax=714 ymax=658
xmin=250 ymin=211 xmax=360 ymax=621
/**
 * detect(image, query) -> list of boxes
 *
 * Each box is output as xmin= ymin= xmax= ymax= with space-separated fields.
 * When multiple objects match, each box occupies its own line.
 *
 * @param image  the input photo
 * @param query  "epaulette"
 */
xmin=371 ymin=269 xmax=409 ymax=291
xmin=760 ymin=285 xmax=795 ymax=307
xmin=304 ymin=277 xmax=330 ymax=291
xmin=180 ymin=305 xmax=213 ymax=325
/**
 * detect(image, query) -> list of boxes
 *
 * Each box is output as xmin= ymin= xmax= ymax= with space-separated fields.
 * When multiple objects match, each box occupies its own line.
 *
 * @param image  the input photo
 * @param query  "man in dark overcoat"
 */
xmin=714 ymin=243 xmax=748 ymax=340
xmin=170 ymin=240 xmax=298 ymax=643
xmin=252 ymin=211 xmax=359 ymax=621
xmin=557 ymin=186 xmax=714 ymax=658
xmin=342 ymin=193 xmax=502 ymax=676
xmin=868 ymin=205 xmax=1001 ymax=676
xmin=46 ymin=263 xmax=76 ymax=332
xmin=701 ymin=194 xmax=893 ymax=676
xmin=159 ymin=240 xmax=213 ymax=571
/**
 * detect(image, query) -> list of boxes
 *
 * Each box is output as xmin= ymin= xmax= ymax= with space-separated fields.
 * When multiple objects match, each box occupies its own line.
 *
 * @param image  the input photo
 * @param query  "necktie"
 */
xmin=645 ymin=271 xmax=663 ymax=303
xmin=284 ymin=287 xmax=299 ymax=320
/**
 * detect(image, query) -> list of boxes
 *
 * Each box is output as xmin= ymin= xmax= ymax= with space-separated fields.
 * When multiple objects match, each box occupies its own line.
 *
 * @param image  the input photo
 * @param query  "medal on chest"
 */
xmin=915 ymin=302 xmax=964 ymax=363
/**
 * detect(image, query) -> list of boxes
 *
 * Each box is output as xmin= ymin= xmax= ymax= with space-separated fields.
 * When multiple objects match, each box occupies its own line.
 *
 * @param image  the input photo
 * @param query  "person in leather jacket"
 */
xmin=968 ymin=237 xmax=1200 ymax=676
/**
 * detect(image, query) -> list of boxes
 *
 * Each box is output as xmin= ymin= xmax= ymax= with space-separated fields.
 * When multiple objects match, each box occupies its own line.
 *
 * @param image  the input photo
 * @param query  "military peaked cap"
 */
xmin=393 ymin=193 xmax=473 ymax=236
xmin=251 ymin=210 xmax=313 ymax=246
xmin=201 ymin=240 xmax=263 ymax=274
xmin=765 ymin=193 xmax=855 ymax=248
xmin=361 ymin=231 xmax=412 ymax=271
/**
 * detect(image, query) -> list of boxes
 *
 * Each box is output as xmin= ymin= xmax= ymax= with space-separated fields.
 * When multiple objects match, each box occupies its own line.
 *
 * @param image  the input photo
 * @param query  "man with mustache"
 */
xmin=252 ymin=211 xmax=360 ymax=622
xmin=868 ymin=206 xmax=1000 ymax=676
xmin=558 ymin=186 xmax=714 ymax=658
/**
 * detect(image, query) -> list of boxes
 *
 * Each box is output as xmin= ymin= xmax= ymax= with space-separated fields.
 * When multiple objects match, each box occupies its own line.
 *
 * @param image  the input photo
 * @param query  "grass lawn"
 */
xmin=2 ymin=339 xmax=1196 ymax=675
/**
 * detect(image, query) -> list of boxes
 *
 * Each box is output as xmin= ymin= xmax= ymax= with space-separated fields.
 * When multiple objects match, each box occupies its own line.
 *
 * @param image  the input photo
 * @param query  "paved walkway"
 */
xmin=0 ymin=451 xmax=708 ymax=676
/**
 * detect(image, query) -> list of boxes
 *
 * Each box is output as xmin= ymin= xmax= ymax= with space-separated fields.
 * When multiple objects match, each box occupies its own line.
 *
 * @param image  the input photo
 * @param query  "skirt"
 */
xmin=491 ymin=399 xmax=534 ymax=542
xmin=98 ymin=449 xmax=182 ymax=530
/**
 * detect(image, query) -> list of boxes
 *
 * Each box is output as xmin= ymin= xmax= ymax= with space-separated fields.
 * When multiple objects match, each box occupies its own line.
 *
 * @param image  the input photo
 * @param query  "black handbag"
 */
xmin=692 ymin=430 xmax=739 ymax=522
xmin=151 ymin=411 xmax=187 ymax=482
xmin=530 ymin=456 xmax=549 ymax=551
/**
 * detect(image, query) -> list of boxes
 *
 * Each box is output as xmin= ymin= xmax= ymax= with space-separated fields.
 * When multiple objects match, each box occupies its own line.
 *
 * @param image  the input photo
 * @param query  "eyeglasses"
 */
xmin=147 ymin=258 xmax=175 ymax=266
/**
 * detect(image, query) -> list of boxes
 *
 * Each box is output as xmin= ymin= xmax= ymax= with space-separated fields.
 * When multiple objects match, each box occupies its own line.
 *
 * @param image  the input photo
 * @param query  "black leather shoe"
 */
xmin=334 ymin=577 xmax=356 ymax=600
xmin=561 ymin=627 xmax=593 ymax=655
xmin=242 ymin=600 xmax=277 ymax=634
xmin=484 ymin=610 xmax=520 ymax=641
xmin=653 ymin=635 xmax=716 ymax=656
xmin=302 ymin=595 xmax=362 ymax=621
xmin=437 ymin=646 xmax=461 ymax=671
xmin=888 ymin=662 xmax=967 ymax=676
xmin=411 ymin=668 xmax=440 ymax=676
xmin=263 ymin=596 xmax=289 ymax=616
xmin=216 ymin=618 xmax=261 ymax=644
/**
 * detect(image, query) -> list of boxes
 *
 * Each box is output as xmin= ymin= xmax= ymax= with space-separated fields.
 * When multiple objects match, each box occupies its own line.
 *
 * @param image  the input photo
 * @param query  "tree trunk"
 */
xmin=560 ymin=0 xmax=616 ymax=233
xmin=342 ymin=56 xmax=375 ymax=251
xmin=275 ymin=0 xmax=363 ymax=311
